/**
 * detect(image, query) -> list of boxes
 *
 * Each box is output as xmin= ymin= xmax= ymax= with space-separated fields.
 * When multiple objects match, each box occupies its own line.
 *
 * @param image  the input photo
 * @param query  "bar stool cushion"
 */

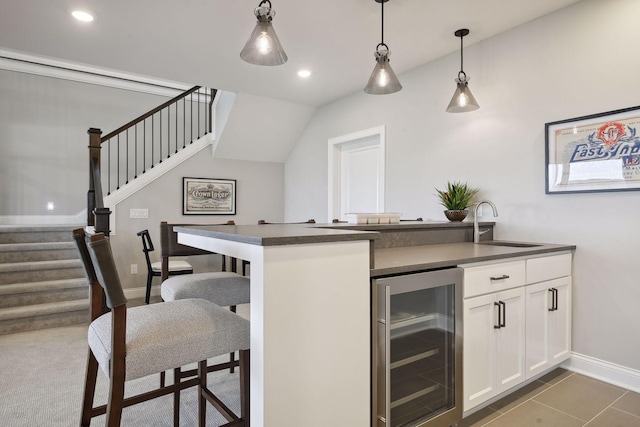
xmin=151 ymin=259 xmax=192 ymax=273
xmin=88 ymin=298 xmax=249 ymax=381
xmin=161 ymin=272 xmax=251 ymax=307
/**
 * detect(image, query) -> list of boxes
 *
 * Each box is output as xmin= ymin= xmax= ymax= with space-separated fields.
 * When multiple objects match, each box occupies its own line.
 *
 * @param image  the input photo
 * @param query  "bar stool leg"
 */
xmin=80 ymin=351 xmax=99 ymax=427
xmin=240 ymin=349 xmax=251 ymax=427
xmin=198 ymin=360 xmax=207 ymax=427
xmin=173 ymin=368 xmax=181 ymax=426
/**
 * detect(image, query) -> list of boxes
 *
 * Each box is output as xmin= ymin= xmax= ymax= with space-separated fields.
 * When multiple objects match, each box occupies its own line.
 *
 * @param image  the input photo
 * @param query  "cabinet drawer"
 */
xmin=526 ymin=253 xmax=572 ymax=284
xmin=463 ymin=260 xmax=525 ymax=298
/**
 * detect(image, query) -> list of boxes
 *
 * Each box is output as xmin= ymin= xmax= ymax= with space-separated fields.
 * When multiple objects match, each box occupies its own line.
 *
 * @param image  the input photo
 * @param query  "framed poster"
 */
xmin=545 ymin=106 xmax=640 ymax=194
xmin=183 ymin=177 xmax=236 ymax=215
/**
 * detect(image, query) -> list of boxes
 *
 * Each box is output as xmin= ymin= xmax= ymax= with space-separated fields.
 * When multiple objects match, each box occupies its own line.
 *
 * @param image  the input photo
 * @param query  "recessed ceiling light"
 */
xmin=297 ymin=70 xmax=312 ymax=78
xmin=72 ymin=10 xmax=94 ymax=22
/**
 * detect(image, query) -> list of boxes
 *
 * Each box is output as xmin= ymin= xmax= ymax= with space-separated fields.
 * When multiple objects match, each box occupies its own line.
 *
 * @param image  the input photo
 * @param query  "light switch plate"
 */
xmin=130 ymin=264 xmax=138 ymax=274
xmin=130 ymin=208 xmax=149 ymax=219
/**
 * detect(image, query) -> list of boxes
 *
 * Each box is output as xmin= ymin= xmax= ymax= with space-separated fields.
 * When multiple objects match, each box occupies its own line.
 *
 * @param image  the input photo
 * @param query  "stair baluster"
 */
xmin=87 ymin=86 xmax=217 ymax=232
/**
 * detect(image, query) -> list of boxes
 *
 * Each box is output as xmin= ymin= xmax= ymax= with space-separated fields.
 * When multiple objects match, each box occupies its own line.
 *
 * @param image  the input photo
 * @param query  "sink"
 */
xmin=479 ymin=241 xmax=543 ymax=248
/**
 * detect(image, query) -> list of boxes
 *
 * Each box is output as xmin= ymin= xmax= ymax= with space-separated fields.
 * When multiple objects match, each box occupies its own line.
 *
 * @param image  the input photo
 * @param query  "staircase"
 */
xmin=0 ymin=225 xmax=88 ymax=335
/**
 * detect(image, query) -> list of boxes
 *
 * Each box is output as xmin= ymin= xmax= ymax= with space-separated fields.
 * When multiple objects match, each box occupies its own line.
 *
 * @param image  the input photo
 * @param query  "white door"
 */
xmin=525 ymin=280 xmax=551 ymax=378
xmin=463 ymin=293 xmax=498 ymax=411
xmin=495 ymin=287 xmax=526 ymax=394
xmin=548 ymin=277 xmax=572 ymax=364
xmin=525 ymin=276 xmax=571 ymax=378
xmin=328 ymin=126 xmax=385 ymax=222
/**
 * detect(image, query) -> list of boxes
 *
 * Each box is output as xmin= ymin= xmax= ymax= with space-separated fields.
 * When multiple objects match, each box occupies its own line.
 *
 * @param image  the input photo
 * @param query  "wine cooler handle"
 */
xmin=494 ymin=302 xmax=502 ymax=329
xmin=384 ymin=285 xmax=391 ymax=424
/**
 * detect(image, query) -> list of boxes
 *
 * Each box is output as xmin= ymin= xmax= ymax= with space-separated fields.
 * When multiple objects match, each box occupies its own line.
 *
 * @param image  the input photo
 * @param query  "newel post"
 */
xmin=87 ymin=128 xmax=110 ymax=236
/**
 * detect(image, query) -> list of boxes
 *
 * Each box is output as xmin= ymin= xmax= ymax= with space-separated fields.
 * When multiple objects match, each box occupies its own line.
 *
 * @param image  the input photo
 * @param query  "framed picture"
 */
xmin=545 ymin=106 xmax=640 ymax=194
xmin=182 ymin=177 xmax=236 ymax=215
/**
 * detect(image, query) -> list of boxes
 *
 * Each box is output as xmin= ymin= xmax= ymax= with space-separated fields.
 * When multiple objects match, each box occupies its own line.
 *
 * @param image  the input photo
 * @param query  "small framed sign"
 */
xmin=182 ymin=177 xmax=236 ymax=215
xmin=545 ymin=106 xmax=640 ymax=194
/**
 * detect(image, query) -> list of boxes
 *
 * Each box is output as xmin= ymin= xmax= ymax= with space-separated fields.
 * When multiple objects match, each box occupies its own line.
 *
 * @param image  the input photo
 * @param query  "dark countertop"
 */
xmin=174 ymin=224 xmax=380 ymax=246
xmin=372 ymin=241 xmax=576 ymax=277
xmin=174 ymin=223 xmax=575 ymax=277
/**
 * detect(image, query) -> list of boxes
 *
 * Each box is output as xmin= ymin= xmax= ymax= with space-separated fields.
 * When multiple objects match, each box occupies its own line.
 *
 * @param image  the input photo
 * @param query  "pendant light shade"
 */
xmin=364 ymin=0 xmax=402 ymax=95
xmin=240 ymin=0 xmax=287 ymax=66
xmin=446 ymin=29 xmax=479 ymax=113
xmin=365 ymin=44 xmax=402 ymax=94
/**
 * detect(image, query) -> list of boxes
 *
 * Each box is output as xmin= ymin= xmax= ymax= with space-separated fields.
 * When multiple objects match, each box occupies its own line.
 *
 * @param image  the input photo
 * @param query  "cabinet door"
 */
xmin=525 ymin=276 xmax=571 ymax=379
xmin=525 ymin=280 xmax=550 ymax=379
xmin=463 ymin=293 xmax=498 ymax=411
xmin=495 ymin=287 xmax=526 ymax=394
xmin=548 ymin=277 xmax=571 ymax=364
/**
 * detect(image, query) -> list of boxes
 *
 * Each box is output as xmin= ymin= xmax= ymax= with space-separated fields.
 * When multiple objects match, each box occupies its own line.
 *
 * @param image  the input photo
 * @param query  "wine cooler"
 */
xmin=374 ymin=268 xmax=463 ymax=427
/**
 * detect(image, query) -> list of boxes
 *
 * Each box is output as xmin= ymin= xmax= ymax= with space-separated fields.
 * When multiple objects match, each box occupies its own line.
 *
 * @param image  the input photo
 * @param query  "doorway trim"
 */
xmin=328 ymin=125 xmax=386 ymax=222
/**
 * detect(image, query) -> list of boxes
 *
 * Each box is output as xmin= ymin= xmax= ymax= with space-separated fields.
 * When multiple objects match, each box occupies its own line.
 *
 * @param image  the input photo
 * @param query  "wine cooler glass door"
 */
xmin=376 ymin=268 xmax=462 ymax=427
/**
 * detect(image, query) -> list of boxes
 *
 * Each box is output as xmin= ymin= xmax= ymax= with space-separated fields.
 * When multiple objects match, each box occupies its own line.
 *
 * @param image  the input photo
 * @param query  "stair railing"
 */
xmin=87 ymin=86 xmax=217 ymax=235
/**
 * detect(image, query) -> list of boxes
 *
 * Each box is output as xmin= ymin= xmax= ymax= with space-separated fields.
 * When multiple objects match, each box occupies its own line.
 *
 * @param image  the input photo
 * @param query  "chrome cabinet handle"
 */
xmin=490 ymin=275 xmax=510 ymax=281
xmin=499 ymin=301 xmax=506 ymax=327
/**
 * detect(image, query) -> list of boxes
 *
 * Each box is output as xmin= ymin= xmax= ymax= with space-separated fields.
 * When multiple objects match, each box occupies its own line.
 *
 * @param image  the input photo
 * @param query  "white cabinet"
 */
xmin=462 ymin=252 xmax=572 ymax=413
xmin=462 ymin=261 xmax=526 ymax=412
xmin=525 ymin=254 xmax=572 ymax=379
xmin=463 ymin=287 xmax=525 ymax=411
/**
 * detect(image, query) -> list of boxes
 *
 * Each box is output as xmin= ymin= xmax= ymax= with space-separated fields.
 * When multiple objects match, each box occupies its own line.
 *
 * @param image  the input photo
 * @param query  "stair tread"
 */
xmin=0 ymin=299 xmax=88 ymax=321
xmin=0 ymin=259 xmax=82 ymax=273
xmin=0 ymin=225 xmax=83 ymax=233
xmin=0 ymin=242 xmax=75 ymax=252
xmin=0 ymin=224 xmax=87 ymax=333
xmin=0 ymin=278 xmax=86 ymax=295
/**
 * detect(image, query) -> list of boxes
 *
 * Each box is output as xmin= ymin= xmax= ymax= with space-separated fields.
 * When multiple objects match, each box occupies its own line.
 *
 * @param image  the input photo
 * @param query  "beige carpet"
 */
xmin=0 ymin=320 xmax=246 ymax=426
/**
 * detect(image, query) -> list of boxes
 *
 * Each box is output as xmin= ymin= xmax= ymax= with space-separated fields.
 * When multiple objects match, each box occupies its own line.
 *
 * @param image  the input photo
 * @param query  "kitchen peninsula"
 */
xmin=175 ymin=222 xmax=575 ymax=427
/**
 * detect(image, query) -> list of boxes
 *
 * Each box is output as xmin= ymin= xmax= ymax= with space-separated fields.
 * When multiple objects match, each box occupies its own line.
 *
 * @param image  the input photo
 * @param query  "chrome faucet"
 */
xmin=474 ymin=200 xmax=498 ymax=243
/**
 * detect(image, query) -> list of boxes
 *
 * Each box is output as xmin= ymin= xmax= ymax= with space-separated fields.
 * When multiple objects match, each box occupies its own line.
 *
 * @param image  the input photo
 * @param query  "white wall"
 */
xmin=0 ymin=69 xmax=169 ymax=216
xmin=285 ymin=0 xmax=640 ymax=371
xmin=0 ymin=67 xmax=286 ymax=290
xmin=110 ymin=152 xmax=284 ymax=290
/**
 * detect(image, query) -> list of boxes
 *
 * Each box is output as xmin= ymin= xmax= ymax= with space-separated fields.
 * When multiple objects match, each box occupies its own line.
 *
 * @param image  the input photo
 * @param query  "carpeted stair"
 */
xmin=0 ymin=225 xmax=89 ymax=335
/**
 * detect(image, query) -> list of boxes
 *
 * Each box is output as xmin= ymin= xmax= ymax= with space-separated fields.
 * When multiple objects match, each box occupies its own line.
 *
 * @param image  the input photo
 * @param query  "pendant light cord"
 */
xmin=381 ymin=0 xmax=384 ymax=45
xmin=460 ymin=34 xmax=464 ymax=74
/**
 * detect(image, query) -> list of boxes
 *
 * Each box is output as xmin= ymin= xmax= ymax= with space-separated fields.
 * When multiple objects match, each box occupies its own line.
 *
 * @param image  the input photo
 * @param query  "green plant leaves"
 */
xmin=435 ymin=181 xmax=479 ymax=210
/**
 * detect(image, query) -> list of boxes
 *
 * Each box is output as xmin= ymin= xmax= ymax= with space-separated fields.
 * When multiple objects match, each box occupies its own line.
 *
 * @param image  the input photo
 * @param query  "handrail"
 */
xmin=87 ymin=85 xmax=217 ymax=233
xmin=101 ymin=85 xmax=202 ymax=142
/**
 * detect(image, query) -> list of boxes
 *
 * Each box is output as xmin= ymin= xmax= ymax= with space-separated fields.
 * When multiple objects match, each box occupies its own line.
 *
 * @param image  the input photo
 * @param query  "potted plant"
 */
xmin=435 ymin=181 xmax=479 ymax=222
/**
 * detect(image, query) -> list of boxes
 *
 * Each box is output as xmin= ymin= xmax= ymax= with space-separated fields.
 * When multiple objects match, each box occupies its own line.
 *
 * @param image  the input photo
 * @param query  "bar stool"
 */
xmin=137 ymin=229 xmax=193 ymax=304
xmin=73 ymin=229 xmax=250 ymax=427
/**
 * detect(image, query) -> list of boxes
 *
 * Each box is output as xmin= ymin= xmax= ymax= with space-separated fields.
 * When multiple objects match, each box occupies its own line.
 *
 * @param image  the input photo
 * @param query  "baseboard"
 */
xmin=562 ymin=352 xmax=640 ymax=393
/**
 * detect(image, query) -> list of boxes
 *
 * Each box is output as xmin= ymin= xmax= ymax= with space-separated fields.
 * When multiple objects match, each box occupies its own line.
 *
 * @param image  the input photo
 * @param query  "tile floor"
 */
xmin=458 ymin=368 xmax=640 ymax=427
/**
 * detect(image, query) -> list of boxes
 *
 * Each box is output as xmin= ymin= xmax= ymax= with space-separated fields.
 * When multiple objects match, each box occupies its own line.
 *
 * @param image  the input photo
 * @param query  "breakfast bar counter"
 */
xmin=175 ymin=224 xmax=378 ymax=427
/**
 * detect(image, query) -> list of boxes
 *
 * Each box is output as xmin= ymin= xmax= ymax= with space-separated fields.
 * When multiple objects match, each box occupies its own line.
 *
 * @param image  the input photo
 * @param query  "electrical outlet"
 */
xmin=130 ymin=208 xmax=149 ymax=219
xmin=130 ymin=264 xmax=138 ymax=274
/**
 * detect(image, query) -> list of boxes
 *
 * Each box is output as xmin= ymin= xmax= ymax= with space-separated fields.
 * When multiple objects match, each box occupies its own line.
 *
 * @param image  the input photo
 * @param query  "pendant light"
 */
xmin=240 ymin=0 xmax=288 ymax=66
xmin=364 ymin=0 xmax=402 ymax=95
xmin=446 ymin=29 xmax=479 ymax=113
